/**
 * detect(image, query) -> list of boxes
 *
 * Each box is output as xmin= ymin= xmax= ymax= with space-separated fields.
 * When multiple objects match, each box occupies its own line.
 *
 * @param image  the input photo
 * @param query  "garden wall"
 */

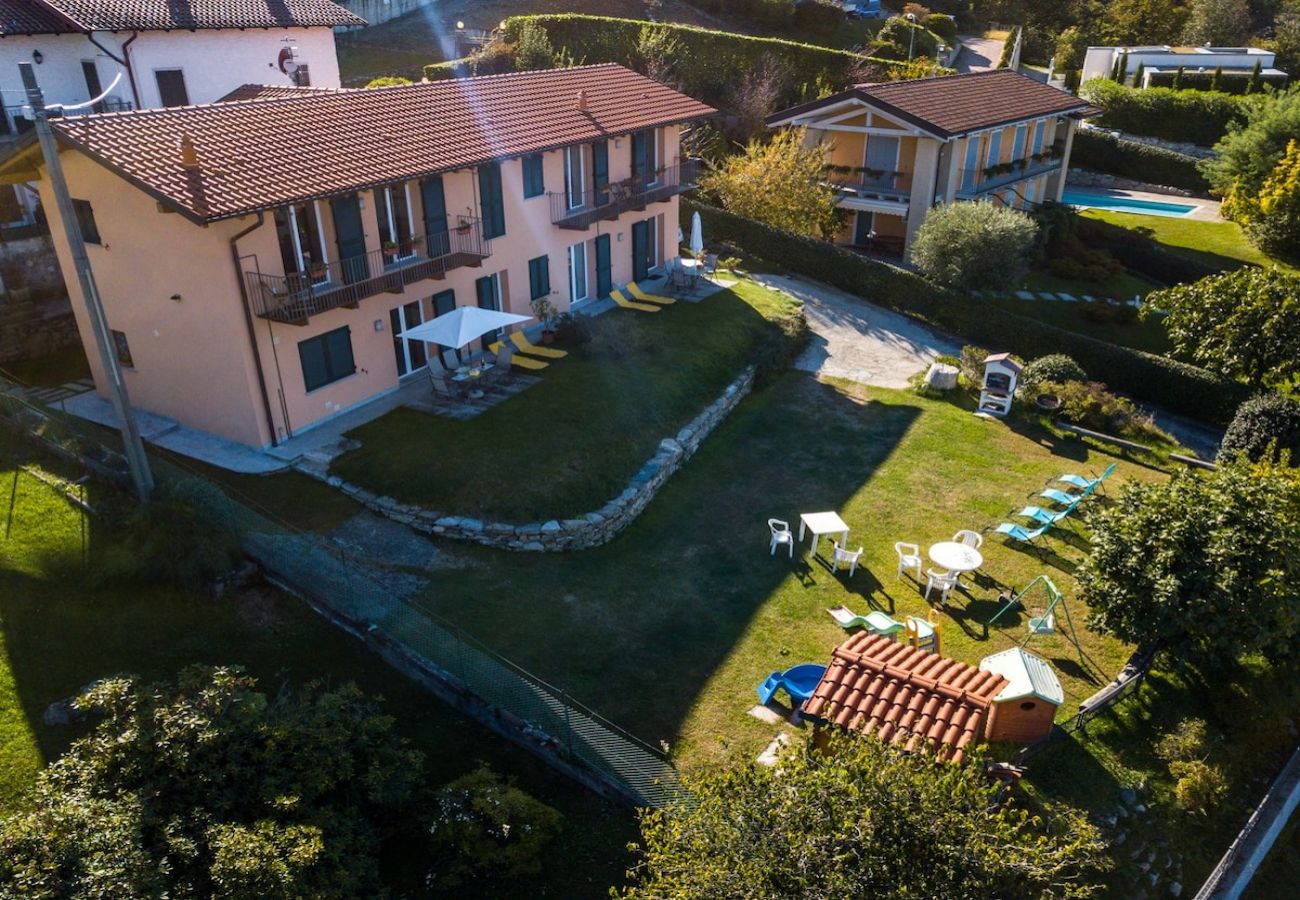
xmin=686 ymin=199 xmax=1252 ymax=424
xmin=307 ymin=366 xmax=756 ymax=550
xmin=0 ymin=234 xmax=78 ymax=365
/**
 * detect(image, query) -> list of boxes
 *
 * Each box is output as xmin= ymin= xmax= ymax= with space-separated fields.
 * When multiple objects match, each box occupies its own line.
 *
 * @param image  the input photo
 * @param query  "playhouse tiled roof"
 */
xmin=802 ymin=632 xmax=1008 ymax=763
xmin=768 ymin=70 xmax=1100 ymax=139
xmin=44 ymin=63 xmax=715 ymax=222
xmin=1 ymin=0 xmax=365 ymax=33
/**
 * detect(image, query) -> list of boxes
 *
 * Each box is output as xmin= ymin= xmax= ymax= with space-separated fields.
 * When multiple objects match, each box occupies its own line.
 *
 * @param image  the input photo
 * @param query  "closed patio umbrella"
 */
xmin=398 ymin=305 xmax=530 ymax=350
xmin=689 ymin=211 xmax=704 ymax=257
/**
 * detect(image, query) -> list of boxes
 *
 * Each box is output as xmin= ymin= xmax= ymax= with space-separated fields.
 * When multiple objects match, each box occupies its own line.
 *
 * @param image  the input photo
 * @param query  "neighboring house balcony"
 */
xmin=244 ymin=218 xmax=490 ymax=325
xmin=550 ymin=159 xmax=700 ymax=230
xmin=827 ymin=167 xmax=913 ymax=202
xmin=0 ymin=98 xmax=134 ymax=142
xmin=954 ymin=152 xmax=1063 ymax=200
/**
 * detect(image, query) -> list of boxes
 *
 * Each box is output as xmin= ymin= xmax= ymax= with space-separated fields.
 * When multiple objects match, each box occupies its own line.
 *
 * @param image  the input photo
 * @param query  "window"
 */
xmin=1012 ymin=124 xmax=1028 ymax=161
xmin=274 ymin=202 xmax=327 ymax=281
xmin=528 ymin=255 xmax=550 ymax=300
xmin=478 ymin=163 xmax=506 ymax=239
xmin=298 ymin=327 xmax=356 ymax=392
xmin=375 ymin=184 xmax=415 ymax=259
xmin=568 ymin=242 xmax=587 ymax=302
xmin=111 ymin=329 xmax=133 ymax=368
xmin=522 ymin=155 xmax=545 ymax=198
xmin=985 ymin=131 xmax=1002 ymax=167
xmin=72 ymin=198 xmax=100 ymax=244
xmin=961 ymin=139 xmax=980 ymax=191
xmin=155 ymin=69 xmax=189 ymax=108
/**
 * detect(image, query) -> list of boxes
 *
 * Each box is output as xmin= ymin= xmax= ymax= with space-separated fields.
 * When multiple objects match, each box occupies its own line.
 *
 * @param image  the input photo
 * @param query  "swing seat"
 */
xmin=1028 ymin=613 xmax=1055 ymax=635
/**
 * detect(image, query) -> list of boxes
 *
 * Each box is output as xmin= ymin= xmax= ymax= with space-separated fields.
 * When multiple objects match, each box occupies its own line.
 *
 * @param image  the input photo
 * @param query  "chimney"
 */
xmin=576 ymin=90 xmax=588 ymax=112
xmin=180 ymin=133 xmax=199 ymax=170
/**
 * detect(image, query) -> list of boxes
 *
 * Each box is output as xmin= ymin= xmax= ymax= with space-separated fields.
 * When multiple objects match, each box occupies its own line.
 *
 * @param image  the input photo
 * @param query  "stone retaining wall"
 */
xmin=311 ymin=366 xmax=756 ymax=551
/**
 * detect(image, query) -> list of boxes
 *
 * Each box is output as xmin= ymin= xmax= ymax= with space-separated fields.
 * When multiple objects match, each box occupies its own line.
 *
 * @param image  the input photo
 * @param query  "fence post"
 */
xmin=562 ymin=689 xmax=575 ymax=759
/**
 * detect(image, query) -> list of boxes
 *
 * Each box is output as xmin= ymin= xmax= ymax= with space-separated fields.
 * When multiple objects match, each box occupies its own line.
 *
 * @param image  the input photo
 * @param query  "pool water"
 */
xmin=1060 ymin=190 xmax=1197 ymax=218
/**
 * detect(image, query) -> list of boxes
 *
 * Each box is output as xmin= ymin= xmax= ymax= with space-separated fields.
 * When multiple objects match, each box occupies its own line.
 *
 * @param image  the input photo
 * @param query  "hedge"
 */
xmin=431 ymin=15 xmax=921 ymax=111
xmin=684 ymin=198 xmax=1251 ymax=423
xmin=1146 ymin=70 xmax=1289 ymax=95
xmin=1070 ymin=129 xmax=1209 ymax=194
xmin=1078 ymin=79 xmax=1263 ymax=147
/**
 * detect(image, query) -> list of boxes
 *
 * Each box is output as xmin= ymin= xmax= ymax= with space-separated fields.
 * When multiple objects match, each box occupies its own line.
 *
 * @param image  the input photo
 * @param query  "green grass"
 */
xmin=986 ymin=294 xmax=1172 ymax=355
xmin=1021 ymin=267 xmax=1159 ymax=301
xmin=0 ymin=433 xmax=632 ymax=896
xmin=1082 ymin=209 xmax=1292 ymax=273
xmin=331 ymin=279 xmax=801 ymax=521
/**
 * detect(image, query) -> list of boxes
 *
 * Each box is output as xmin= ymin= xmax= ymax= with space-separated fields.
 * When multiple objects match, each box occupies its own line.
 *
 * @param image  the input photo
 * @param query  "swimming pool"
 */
xmin=1060 ymin=190 xmax=1197 ymax=218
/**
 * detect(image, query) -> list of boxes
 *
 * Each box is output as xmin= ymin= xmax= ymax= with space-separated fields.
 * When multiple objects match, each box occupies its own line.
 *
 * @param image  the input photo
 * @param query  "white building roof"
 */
xmin=979 ymin=648 xmax=1064 ymax=705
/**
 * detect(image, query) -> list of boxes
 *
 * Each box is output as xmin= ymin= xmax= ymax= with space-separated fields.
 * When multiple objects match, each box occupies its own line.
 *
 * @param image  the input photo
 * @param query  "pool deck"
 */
xmin=1062 ymin=185 xmax=1223 ymax=222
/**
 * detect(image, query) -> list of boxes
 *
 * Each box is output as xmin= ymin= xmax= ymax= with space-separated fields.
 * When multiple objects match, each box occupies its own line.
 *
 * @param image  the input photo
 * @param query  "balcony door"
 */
xmin=274 ymin=202 xmax=329 ymax=286
xmin=568 ymin=241 xmax=588 ymax=304
xmin=389 ymin=300 xmax=427 ymax=377
xmin=564 ymin=145 xmax=587 ymax=210
xmin=863 ymin=136 xmax=899 ymax=190
xmin=632 ymin=130 xmax=657 ymax=184
xmin=594 ymin=234 xmax=612 ymax=298
xmin=631 ymin=219 xmax=654 ymax=282
xmin=331 ymin=195 xmax=369 ymax=285
xmin=375 ymin=184 xmax=416 ymax=263
xmin=421 ymin=176 xmax=449 ymax=256
xmin=592 ymin=141 xmax=609 ymax=206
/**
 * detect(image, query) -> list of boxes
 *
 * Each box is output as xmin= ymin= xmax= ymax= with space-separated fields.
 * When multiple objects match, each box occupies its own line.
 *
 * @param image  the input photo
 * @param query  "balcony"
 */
xmin=827 ymin=168 xmax=913 ymax=203
xmin=0 ymin=97 xmax=134 ymax=142
xmin=955 ymin=154 xmax=1064 ymax=199
xmin=245 ymin=218 xmax=490 ymax=325
xmin=550 ymin=159 xmax=700 ymax=230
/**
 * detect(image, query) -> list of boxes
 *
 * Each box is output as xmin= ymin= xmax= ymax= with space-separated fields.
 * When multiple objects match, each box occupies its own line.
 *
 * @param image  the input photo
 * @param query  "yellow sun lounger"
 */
xmin=610 ymin=288 xmax=660 ymax=313
xmin=488 ymin=341 xmax=548 ymax=370
xmin=509 ymin=330 xmax=567 ymax=359
xmin=627 ymin=282 xmax=675 ymax=305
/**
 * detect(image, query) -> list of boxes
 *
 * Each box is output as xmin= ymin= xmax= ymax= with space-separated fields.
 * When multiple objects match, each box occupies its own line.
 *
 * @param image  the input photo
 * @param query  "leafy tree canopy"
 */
xmin=1181 ymin=0 xmax=1255 ymax=45
xmin=1220 ymin=392 xmax=1300 ymax=464
xmin=1232 ymin=138 xmax=1300 ymax=262
xmin=1079 ymin=456 xmax=1300 ymax=668
xmin=621 ymin=731 xmax=1108 ymax=899
xmin=1205 ymin=87 xmax=1300 ymax=197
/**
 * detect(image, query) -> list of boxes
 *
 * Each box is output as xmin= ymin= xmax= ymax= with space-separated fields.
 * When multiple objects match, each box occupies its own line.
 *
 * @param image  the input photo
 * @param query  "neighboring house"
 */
xmin=0 ymin=64 xmax=713 ymax=449
xmin=1081 ymin=45 xmax=1287 ymax=88
xmin=766 ymin=70 xmax=1100 ymax=258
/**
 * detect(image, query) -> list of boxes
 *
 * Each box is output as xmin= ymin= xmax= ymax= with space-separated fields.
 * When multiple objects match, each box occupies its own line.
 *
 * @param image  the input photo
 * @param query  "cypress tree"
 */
xmin=1246 ymin=59 xmax=1262 ymax=94
xmin=1210 ymin=65 xmax=1223 ymax=91
xmin=1172 ymin=64 xmax=1185 ymax=89
xmin=1133 ymin=61 xmax=1146 ymax=87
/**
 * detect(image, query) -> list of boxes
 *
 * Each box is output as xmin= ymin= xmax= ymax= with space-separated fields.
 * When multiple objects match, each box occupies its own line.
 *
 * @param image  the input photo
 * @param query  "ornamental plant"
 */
xmin=910 ymin=201 xmax=1039 ymax=290
xmin=1219 ymin=393 xmax=1300 ymax=465
xmin=701 ymin=129 xmax=841 ymax=239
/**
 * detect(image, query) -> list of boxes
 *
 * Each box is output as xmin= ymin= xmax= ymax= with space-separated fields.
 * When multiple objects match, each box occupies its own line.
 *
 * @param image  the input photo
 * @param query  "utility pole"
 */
xmin=20 ymin=62 xmax=153 ymax=501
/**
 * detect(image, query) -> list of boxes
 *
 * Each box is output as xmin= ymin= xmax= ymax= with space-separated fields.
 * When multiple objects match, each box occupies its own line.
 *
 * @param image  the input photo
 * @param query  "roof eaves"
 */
xmin=29 ymin=0 xmax=89 ymax=32
xmin=52 ymin=130 xmax=210 ymax=225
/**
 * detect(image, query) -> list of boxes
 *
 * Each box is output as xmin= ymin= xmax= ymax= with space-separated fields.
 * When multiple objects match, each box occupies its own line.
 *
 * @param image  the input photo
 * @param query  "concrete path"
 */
xmin=954 ymin=35 xmax=1005 ymax=73
xmin=752 ymin=274 xmax=959 ymax=389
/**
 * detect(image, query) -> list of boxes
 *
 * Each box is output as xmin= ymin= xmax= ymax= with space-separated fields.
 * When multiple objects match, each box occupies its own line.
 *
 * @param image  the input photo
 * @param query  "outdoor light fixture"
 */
xmin=374 ymin=319 xmax=384 ymax=332
xmin=31 ymin=50 xmax=43 ymax=65
xmin=456 ymin=20 xmax=464 ymax=29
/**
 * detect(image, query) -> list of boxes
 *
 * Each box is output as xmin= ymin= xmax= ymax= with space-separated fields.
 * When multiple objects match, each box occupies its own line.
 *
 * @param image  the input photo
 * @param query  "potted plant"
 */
xmin=456 ymin=212 xmax=473 ymax=235
xmin=308 ymin=261 xmax=327 ymax=282
xmin=531 ymin=296 xmax=558 ymax=344
xmin=382 ymin=240 xmax=399 ymax=264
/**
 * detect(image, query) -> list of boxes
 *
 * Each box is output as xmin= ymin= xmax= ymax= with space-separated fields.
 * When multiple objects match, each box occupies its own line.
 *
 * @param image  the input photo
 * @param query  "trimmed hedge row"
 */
xmin=1146 ymin=70 xmax=1289 ymax=95
xmin=1071 ymin=129 xmax=1209 ymax=193
xmin=684 ymin=198 xmax=1251 ymax=423
xmin=1078 ymin=79 xmax=1262 ymax=147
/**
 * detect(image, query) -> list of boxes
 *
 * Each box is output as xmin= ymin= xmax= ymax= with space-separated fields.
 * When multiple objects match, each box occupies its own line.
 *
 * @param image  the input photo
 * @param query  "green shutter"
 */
xmin=298 ymin=336 xmax=329 ymax=392
xmin=529 ymin=255 xmax=550 ymax=300
xmin=299 ymin=327 xmax=354 ymax=392
xmin=326 ymin=327 xmax=355 ymax=380
xmin=523 ymin=155 xmax=544 ymax=198
xmin=478 ymin=163 xmax=505 ymax=239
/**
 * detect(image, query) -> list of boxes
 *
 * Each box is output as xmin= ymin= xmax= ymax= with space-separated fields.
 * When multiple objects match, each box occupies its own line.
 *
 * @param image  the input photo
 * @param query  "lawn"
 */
xmin=986 ymin=294 xmax=1172 ymax=355
xmin=0 ymin=432 xmax=633 ymax=897
xmin=1082 ymin=209 xmax=1292 ymax=273
xmin=331 ymin=279 xmax=801 ymax=522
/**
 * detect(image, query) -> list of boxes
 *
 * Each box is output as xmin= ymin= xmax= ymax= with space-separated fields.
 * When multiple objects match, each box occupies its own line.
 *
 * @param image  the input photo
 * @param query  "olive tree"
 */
xmin=910 ymin=201 xmax=1040 ymax=290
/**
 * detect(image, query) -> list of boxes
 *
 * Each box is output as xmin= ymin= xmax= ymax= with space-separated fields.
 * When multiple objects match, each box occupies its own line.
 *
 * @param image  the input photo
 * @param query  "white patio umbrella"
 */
xmin=689 ymin=211 xmax=704 ymax=257
xmin=398 ymin=306 xmax=529 ymax=349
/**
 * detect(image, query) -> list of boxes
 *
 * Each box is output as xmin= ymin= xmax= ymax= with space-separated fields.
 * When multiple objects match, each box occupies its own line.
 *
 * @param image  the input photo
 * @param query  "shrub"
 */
xmin=365 ymin=75 xmax=413 ymax=88
xmin=1169 ymin=760 xmax=1229 ymax=815
xmin=923 ymin=13 xmax=957 ymax=43
xmin=1071 ymin=129 xmax=1210 ymax=193
xmin=685 ymin=198 xmax=1253 ymax=423
xmin=875 ymin=17 xmax=941 ymax=60
xmin=793 ymin=0 xmax=846 ymax=36
xmin=514 ymin=19 xmax=557 ymax=71
xmin=1021 ymin=354 xmax=1087 ymax=391
xmin=959 ymin=345 xmax=987 ymax=389
xmin=701 ymin=129 xmax=841 ymax=238
xmin=1078 ymin=79 xmax=1261 ymax=146
xmin=1207 ymin=90 xmax=1300 ymax=205
xmin=1236 ymin=139 xmax=1300 ymax=264
xmin=1043 ymin=379 xmax=1173 ymax=444
xmin=1147 ymin=69 xmax=1289 ymax=94
xmin=1073 ymin=214 xmax=1222 ymax=284
xmin=910 ymin=202 xmax=1039 ymax=290
xmin=1220 ymin=393 xmax=1300 ymax=464
xmin=1155 ymin=718 xmax=1210 ymax=763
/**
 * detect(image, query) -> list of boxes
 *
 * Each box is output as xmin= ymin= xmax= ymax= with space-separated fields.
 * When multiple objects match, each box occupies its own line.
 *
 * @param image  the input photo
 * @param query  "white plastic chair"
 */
xmin=769 ymin=518 xmax=794 ymax=558
xmin=924 ymin=568 xmax=958 ymax=603
xmin=953 ymin=529 xmax=984 ymax=550
xmin=831 ymin=541 xmax=864 ymax=577
xmin=894 ymin=541 xmax=922 ymax=580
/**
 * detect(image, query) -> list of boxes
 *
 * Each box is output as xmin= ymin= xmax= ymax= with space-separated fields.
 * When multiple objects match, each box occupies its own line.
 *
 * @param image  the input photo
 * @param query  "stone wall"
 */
xmin=309 ymin=366 xmax=757 ymax=551
xmin=0 ymin=233 xmax=78 ymax=365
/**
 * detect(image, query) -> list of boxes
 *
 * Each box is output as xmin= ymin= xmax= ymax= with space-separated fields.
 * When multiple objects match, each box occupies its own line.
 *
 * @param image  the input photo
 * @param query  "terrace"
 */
xmin=550 ymin=159 xmax=701 ymax=231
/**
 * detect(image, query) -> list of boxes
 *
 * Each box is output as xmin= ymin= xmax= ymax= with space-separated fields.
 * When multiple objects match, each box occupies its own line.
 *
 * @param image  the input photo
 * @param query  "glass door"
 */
xmin=564 ymin=146 xmax=587 ymax=210
xmin=568 ymin=241 xmax=588 ymax=304
xmin=389 ymin=300 xmax=428 ymax=377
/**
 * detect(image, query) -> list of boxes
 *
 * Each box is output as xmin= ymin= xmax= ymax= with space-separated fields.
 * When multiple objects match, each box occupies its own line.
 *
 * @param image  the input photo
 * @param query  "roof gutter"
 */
xmin=87 ymin=30 xmax=141 ymax=108
xmin=228 ymin=212 xmax=279 ymax=448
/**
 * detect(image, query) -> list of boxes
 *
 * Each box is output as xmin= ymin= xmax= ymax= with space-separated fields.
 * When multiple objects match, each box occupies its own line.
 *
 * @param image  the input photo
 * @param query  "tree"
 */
xmin=621 ymin=731 xmax=1108 ymax=899
xmin=1246 ymin=59 xmax=1263 ymax=93
xmin=1182 ymin=0 xmax=1254 ymax=45
xmin=514 ymin=19 xmax=557 ymax=71
xmin=1268 ymin=1 xmax=1300 ymax=77
xmin=1055 ymin=26 xmax=1089 ymax=72
xmin=1204 ymin=88 xmax=1300 ymax=201
xmin=1142 ymin=266 xmax=1300 ymax=388
xmin=1220 ymin=393 xmax=1300 ymax=464
xmin=701 ymin=129 xmax=841 ymax=239
xmin=910 ymin=201 xmax=1040 ymax=290
xmin=1239 ymin=139 xmax=1300 ymax=262
xmin=1173 ymin=63 xmax=1186 ymax=88
xmin=0 ymin=668 xmax=423 ymax=897
xmin=724 ymin=54 xmax=791 ymax=146
xmin=1078 ymin=456 xmax=1300 ymax=668
xmin=1100 ymin=0 xmax=1189 ymax=45
xmin=1132 ymin=61 xmax=1146 ymax=86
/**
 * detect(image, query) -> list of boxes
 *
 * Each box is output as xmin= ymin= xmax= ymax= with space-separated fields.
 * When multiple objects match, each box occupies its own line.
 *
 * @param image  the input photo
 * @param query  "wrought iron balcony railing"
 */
xmin=550 ymin=159 xmax=700 ymax=230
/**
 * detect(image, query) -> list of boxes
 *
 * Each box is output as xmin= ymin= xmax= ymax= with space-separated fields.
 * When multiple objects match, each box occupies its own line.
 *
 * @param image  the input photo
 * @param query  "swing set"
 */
xmin=988 ymin=574 xmax=1085 ymax=665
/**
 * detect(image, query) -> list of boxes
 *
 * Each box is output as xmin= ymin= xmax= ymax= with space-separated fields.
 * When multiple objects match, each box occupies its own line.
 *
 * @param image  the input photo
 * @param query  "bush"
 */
xmin=1071 ymin=129 xmax=1210 ymax=193
xmin=910 ymin=202 xmax=1039 ymax=290
xmin=1220 ymin=393 xmax=1300 ymax=464
xmin=875 ymin=17 xmax=941 ymax=60
xmin=1235 ymin=138 xmax=1300 ymax=264
xmin=924 ymin=13 xmax=957 ymax=43
xmin=1155 ymin=718 xmax=1210 ymax=763
xmin=685 ymin=198 xmax=1253 ymax=423
xmin=959 ymin=345 xmax=988 ymax=389
xmin=793 ymin=0 xmax=846 ymax=36
xmin=1170 ymin=760 xmax=1229 ymax=815
xmin=514 ymin=19 xmax=557 ymax=71
xmin=1044 ymin=379 xmax=1173 ymax=444
xmin=365 ymin=75 xmax=413 ymax=88
xmin=1021 ymin=354 xmax=1087 ymax=391
xmin=1147 ymin=69 xmax=1289 ymax=94
xmin=1078 ymin=79 xmax=1261 ymax=146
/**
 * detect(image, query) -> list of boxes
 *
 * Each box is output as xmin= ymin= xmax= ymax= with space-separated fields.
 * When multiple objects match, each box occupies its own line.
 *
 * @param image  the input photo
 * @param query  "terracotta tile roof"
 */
xmin=769 ymin=70 xmax=1099 ymax=139
xmin=47 ymin=64 xmax=716 ymax=223
xmin=30 ymin=0 xmax=366 ymax=31
xmin=0 ymin=0 xmax=78 ymax=34
xmin=217 ymin=83 xmax=345 ymax=103
xmin=802 ymin=632 xmax=1008 ymax=763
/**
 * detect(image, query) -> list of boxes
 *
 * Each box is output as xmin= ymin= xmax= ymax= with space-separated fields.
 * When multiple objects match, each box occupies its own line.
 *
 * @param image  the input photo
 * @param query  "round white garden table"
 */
xmin=928 ymin=541 xmax=983 ymax=573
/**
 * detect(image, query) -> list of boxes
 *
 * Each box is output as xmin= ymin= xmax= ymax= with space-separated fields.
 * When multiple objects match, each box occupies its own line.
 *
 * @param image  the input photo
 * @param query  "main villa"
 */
xmin=0 ymin=64 xmax=714 ymax=448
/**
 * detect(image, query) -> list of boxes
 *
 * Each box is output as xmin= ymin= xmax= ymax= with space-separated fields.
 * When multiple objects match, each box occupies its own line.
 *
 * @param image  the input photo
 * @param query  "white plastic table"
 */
xmin=799 ymin=511 xmax=850 ymax=557
xmin=928 ymin=541 xmax=983 ymax=573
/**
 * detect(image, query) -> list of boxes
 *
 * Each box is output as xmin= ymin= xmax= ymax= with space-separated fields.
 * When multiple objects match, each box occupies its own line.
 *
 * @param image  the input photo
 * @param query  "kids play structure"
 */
xmin=989 ymin=575 xmax=1085 ymax=664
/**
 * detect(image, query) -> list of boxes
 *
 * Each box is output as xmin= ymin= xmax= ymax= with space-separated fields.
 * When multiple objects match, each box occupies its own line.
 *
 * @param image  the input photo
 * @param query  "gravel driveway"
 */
xmin=752 ymin=274 xmax=960 ymax=389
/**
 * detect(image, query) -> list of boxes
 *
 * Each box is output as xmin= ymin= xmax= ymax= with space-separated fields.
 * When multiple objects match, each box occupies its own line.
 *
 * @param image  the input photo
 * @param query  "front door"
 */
xmin=854 ymin=211 xmax=874 ymax=246
xmin=422 ymin=176 xmax=448 ymax=256
xmin=631 ymin=220 xmax=652 ymax=282
xmin=595 ymin=234 xmax=612 ymax=298
xmin=331 ymin=195 xmax=369 ymax=285
xmin=389 ymin=300 xmax=428 ymax=377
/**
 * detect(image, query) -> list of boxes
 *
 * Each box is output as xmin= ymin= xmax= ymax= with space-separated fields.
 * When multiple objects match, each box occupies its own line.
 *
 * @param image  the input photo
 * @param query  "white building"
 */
xmin=1081 ymin=45 xmax=1286 ymax=87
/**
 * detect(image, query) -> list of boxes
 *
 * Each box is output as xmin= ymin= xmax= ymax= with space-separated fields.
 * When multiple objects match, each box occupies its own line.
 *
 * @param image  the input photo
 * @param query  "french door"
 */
xmin=389 ymin=300 xmax=427 ymax=377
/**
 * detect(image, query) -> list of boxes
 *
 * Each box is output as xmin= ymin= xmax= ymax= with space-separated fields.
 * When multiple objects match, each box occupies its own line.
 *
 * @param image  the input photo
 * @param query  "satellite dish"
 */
xmin=277 ymin=46 xmax=299 ymax=75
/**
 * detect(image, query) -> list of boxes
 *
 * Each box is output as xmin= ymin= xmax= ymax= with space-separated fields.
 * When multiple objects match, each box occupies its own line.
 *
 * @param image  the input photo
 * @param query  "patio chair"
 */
xmin=894 ymin=541 xmax=922 ymax=581
xmin=827 ymin=606 xmax=906 ymax=639
xmin=489 ymin=341 xmax=547 ymax=371
xmin=952 ymin=529 xmax=984 ymax=550
xmin=1040 ymin=487 xmax=1085 ymax=507
xmin=1016 ymin=505 xmax=1073 ymax=527
xmin=831 ymin=541 xmax=864 ymax=577
xmin=509 ymin=330 xmax=567 ymax=359
xmin=756 ymin=663 xmax=827 ymax=707
xmin=627 ymin=281 xmax=675 ymax=306
xmin=924 ymin=568 xmax=958 ymax=603
xmin=610 ymin=287 xmax=659 ymax=313
xmin=703 ymin=253 xmax=719 ymax=277
xmin=666 ymin=267 xmax=692 ymax=294
xmin=995 ymin=521 xmax=1052 ymax=544
xmin=769 ymin=518 xmax=794 ymax=558
xmin=1056 ymin=462 xmax=1118 ymax=495
xmin=427 ymin=365 xmax=458 ymax=399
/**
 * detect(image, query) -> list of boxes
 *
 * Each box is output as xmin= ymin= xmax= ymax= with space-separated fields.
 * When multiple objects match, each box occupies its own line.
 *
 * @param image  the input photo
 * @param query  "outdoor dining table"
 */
xmin=928 ymin=541 xmax=983 ymax=574
xmin=798 ymin=511 xmax=850 ymax=557
xmin=451 ymin=363 xmax=494 ymax=399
